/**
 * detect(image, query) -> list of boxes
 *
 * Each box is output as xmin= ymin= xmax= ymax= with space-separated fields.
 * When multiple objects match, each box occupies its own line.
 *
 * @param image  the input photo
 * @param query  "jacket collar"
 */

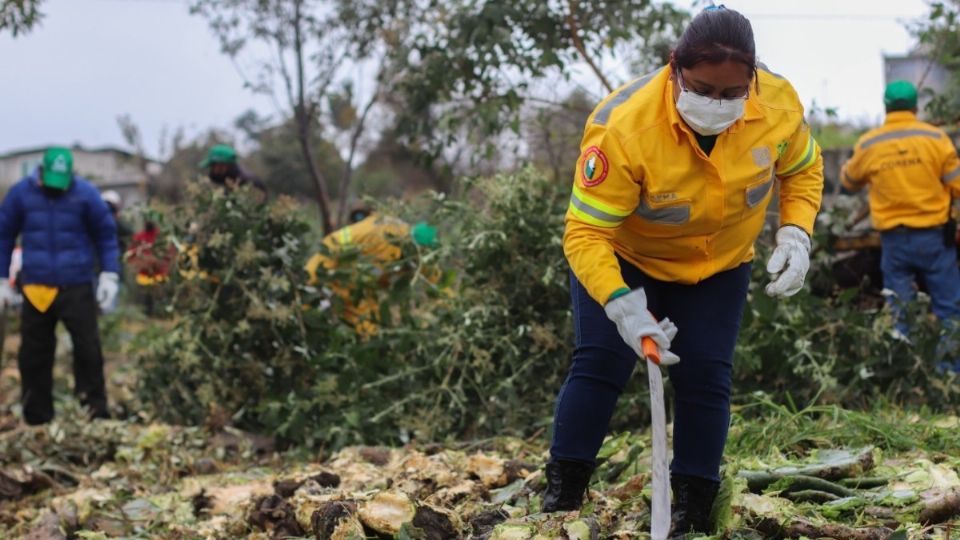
xmin=884 ymin=111 xmax=918 ymax=125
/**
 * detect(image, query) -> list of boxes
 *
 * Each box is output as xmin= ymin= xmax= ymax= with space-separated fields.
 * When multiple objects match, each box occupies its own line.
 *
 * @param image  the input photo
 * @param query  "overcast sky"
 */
xmin=0 ymin=0 xmax=933 ymax=158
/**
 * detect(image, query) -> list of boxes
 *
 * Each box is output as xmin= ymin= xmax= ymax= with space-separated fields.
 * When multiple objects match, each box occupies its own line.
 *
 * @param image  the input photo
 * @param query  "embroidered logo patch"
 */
xmin=580 ymin=146 xmax=609 ymax=187
xmin=752 ymin=147 xmax=772 ymax=168
xmin=776 ymin=141 xmax=788 ymax=158
xmin=51 ymin=155 xmax=69 ymax=173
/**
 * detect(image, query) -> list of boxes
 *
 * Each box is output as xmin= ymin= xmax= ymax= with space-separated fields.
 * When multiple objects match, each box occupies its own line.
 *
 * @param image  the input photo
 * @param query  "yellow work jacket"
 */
xmin=305 ymin=214 xmax=411 ymax=336
xmin=305 ymin=214 xmax=410 ymax=283
xmin=841 ymin=111 xmax=960 ymax=231
xmin=564 ymin=66 xmax=824 ymax=304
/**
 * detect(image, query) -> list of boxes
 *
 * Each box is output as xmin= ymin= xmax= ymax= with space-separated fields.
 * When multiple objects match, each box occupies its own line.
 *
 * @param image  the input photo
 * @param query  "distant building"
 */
xmin=883 ymin=51 xmax=949 ymax=121
xmin=0 ymin=145 xmax=161 ymax=207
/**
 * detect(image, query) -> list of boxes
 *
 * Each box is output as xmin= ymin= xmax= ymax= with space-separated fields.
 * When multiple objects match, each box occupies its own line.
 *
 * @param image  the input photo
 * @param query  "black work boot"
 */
xmin=670 ymin=473 xmax=720 ymax=538
xmin=541 ymin=460 xmax=595 ymax=513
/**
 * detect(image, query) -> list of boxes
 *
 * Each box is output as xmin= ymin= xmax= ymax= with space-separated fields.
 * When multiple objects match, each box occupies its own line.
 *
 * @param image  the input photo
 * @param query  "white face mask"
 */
xmin=675 ymin=73 xmax=748 ymax=136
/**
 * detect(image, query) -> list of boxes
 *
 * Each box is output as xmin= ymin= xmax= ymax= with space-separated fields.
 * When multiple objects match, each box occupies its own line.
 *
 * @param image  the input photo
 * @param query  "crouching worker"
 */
xmin=305 ymin=208 xmax=438 ymax=336
xmin=0 ymin=147 xmax=120 ymax=424
xmin=544 ymin=7 xmax=823 ymax=538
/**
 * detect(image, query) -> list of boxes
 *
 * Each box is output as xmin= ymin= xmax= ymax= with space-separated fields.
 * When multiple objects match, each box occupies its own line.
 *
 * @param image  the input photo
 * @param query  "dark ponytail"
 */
xmin=672 ymin=7 xmax=756 ymax=71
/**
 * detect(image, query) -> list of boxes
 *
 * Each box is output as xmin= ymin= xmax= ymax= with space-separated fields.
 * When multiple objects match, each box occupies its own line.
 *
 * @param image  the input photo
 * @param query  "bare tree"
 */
xmin=190 ymin=0 xmax=357 ymax=233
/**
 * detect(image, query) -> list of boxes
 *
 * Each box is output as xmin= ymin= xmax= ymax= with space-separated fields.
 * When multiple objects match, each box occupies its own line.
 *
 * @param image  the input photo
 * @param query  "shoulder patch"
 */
xmin=580 ymin=146 xmax=609 ymax=187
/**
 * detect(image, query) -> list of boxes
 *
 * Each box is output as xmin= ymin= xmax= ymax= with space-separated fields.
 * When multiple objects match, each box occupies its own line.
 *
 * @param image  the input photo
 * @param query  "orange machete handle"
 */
xmin=642 ymin=336 xmax=661 ymax=365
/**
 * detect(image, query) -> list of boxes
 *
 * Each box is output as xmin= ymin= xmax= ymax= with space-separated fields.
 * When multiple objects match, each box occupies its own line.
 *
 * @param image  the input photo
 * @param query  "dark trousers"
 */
xmin=18 ymin=284 xmax=109 ymax=425
xmin=550 ymin=260 xmax=751 ymax=482
xmin=880 ymin=227 xmax=960 ymax=334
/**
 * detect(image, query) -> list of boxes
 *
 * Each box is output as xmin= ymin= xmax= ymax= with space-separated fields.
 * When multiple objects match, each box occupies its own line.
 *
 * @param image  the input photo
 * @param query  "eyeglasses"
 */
xmin=676 ymin=69 xmax=750 ymax=101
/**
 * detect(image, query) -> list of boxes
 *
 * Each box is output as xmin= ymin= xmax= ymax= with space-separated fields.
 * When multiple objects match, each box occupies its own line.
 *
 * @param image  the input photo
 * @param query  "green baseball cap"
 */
xmin=884 ymin=80 xmax=918 ymax=111
xmin=199 ymin=144 xmax=238 ymax=168
xmin=411 ymin=222 xmax=438 ymax=248
xmin=41 ymin=147 xmax=73 ymax=189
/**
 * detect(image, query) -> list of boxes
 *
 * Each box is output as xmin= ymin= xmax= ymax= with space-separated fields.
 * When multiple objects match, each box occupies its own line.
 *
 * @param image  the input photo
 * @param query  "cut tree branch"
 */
xmin=565 ymin=0 xmax=614 ymax=94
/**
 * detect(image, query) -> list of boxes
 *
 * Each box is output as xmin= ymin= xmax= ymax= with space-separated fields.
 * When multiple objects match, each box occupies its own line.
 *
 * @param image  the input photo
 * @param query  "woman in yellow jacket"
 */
xmin=543 ymin=7 xmax=823 ymax=536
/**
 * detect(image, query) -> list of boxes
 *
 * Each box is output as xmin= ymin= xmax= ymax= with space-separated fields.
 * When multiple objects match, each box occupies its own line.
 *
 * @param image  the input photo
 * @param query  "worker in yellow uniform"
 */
xmin=305 ymin=210 xmax=437 ymax=336
xmin=541 ymin=7 xmax=823 ymax=537
xmin=841 ymin=80 xmax=960 ymax=367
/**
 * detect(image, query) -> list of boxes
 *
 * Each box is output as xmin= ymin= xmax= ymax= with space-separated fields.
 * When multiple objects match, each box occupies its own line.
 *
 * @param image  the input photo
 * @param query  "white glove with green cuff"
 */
xmin=604 ymin=288 xmax=681 ymax=366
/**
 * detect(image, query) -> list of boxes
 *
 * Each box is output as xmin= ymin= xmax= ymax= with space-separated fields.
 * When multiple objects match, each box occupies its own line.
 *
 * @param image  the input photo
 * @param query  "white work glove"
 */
xmin=0 ymin=280 xmax=20 ymax=308
xmin=96 ymin=272 xmax=120 ymax=311
xmin=604 ymin=288 xmax=681 ymax=366
xmin=765 ymin=225 xmax=811 ymax=298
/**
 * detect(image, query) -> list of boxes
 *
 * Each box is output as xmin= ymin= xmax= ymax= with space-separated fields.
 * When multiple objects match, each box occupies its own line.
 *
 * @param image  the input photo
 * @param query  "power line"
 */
xmin=747 ymin=13 xmax=920 ymax=21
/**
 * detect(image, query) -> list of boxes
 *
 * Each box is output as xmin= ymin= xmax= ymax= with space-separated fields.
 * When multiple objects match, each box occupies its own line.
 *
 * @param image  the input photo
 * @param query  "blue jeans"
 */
xmin=881 ymin=227 xmax=960 ymax=334
xmin=550 ymin=260 xmax=751 ymax=482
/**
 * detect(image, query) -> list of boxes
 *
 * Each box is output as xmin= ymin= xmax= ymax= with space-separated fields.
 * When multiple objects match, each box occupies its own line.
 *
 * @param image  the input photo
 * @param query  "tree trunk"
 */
xmin=292 ymin=0 xmax=334 ymax=234
xmin=335 ymin=83 xmax=380 ymax=227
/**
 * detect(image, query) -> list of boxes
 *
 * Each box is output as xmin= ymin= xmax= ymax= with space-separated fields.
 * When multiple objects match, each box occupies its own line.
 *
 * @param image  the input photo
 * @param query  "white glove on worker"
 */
xmin=604 ymin=288 xmax=681 ymax=366
xmin=765 ymin=226 xmax=811 ymax=298
xmin=96 ymin=272 xmax=120 ymax=311
xmin=0 ymin=280 xmax=20 ymax=308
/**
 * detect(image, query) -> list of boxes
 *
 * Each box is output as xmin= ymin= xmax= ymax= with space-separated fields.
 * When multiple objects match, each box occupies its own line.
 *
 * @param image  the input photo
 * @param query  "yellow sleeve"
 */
xmin=775 ymin=121 xmax=824 ymax=235
xmin=305 ymin=253 xmax=329 ymax=285
xmin=840 ymin=140 xmax=870 ymax=193
xmin=938 ymin=134 xmax=960 ymax=198
xmin=305 ymin=230 xmax=345 ymax=284
xmin=563 ymin=124 xmax=640 ymax=305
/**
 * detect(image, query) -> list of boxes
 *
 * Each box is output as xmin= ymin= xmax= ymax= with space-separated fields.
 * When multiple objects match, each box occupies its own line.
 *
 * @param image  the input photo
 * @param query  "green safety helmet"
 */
xmin=411 ymin=222 xmax=438 ymax=248
xmin=199 ymin=144 xmax=238 ymax=168
xmin=41 ymin=147 xmax=73 ymax=190
xmin=884 ymin=80 xmax=918 ymax=111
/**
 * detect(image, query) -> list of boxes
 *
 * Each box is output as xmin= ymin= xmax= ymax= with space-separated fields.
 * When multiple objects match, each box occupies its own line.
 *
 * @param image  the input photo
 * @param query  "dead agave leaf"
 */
xmin=563 ymin=518 xmax=600 ymax=540
xmin=490 ymin=522 xmax=536 ymax=540
xmin=358 ymin=490 xmax=416 ymax=534
xmin=205 ymin=480 xmax=273 ymax=518
xmin=412 ymin=503 xmax=463 ymax=539
xmin=468 ymin=453 xmax=508 ymax=488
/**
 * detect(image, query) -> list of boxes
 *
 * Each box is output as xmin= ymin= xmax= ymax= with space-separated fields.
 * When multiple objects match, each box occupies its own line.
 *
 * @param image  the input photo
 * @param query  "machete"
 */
xmin=642 ymin=335 xmax=670 ymax=540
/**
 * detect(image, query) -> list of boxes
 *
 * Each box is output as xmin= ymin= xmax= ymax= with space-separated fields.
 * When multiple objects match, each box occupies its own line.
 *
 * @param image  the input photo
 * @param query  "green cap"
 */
xmin=411 ymin=222 xmax=438 ymax=248
xmin=41 ymin=147 xmax=73 ymax=189
xmin=199 ymin=144 xmax=238 ymax=168
xmin=884 ymin=80 xmax=918 ymax=111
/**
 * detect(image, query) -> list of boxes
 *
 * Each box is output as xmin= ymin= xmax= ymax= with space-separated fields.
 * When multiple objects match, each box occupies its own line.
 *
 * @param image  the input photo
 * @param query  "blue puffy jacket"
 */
xmin=0 ymin=172 xmax=120 ymax=286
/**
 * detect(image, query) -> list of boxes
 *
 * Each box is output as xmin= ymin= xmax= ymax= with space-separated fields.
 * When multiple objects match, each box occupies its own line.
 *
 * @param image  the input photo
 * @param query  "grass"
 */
xmin=728 ymin=392 xmax=960 ymax=459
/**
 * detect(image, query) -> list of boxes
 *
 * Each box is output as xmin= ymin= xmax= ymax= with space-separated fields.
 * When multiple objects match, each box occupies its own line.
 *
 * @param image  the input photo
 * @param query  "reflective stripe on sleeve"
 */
xmin=568 ymin=186 xmax=632 ymax=228
xmin=779 ymin=134 xmax=819 ymax=176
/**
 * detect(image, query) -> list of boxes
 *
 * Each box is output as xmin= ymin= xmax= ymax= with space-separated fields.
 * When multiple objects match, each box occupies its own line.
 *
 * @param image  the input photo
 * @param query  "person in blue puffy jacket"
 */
xmin=0 ymin=147 xmax=119 ymax=425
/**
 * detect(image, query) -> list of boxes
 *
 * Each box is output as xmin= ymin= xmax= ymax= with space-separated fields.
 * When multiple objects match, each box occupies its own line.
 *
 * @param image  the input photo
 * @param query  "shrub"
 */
xmin=136 ymin=173 xmax=959 ymax=448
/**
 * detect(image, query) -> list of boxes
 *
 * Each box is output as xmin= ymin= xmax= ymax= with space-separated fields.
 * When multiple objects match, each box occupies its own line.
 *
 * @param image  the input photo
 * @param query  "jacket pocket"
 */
xmin=745 ymin=170 xmax=775 ymax=209
xmin=634 ymin=198 xmax=691 ymax=226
